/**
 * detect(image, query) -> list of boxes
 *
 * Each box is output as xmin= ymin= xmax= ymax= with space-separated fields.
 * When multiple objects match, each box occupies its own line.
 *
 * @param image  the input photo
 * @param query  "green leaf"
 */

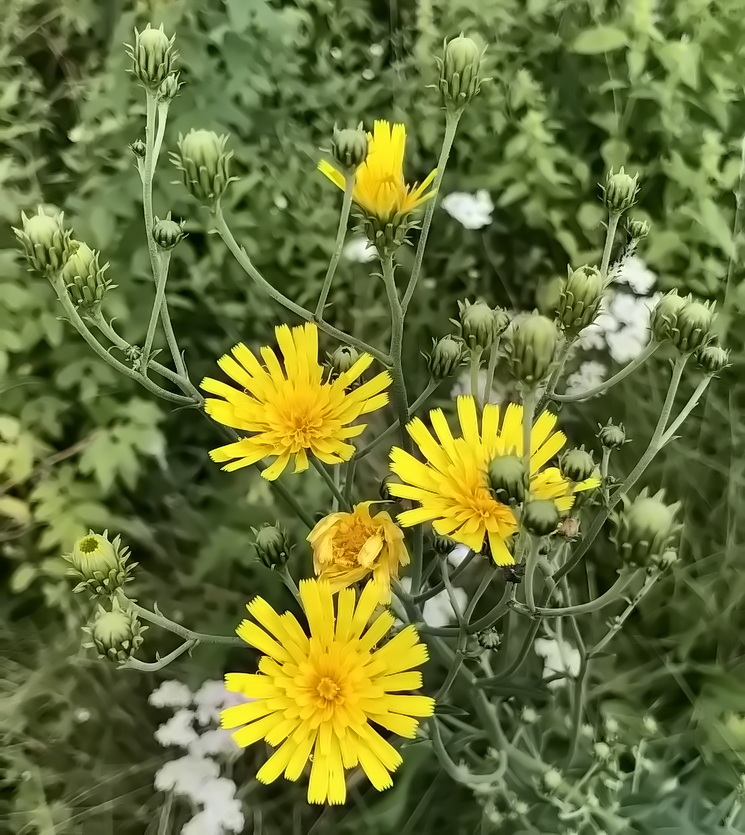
xmin=10 ymin=564 xmax=38 ymax=594
xmin=433 ymin=703 xmax=469 ymax=717
xmin=571 ymin=26 xmax=628 ymax=55
xmin=0 ymin=495 xmax=30 ymax=524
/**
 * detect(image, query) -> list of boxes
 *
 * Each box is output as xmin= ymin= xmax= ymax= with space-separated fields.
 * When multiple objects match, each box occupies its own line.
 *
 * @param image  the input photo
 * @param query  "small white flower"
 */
xmin=564 ymin=361 xmax=607 ymax=397
xmin=534 ymin=637 xmax=581 ymax=689
xmin=369 ymin=43 xmax=384 ymax=57
xmin=396 ymin=579 xmax=468 ymax=628
xmin=155 ymin=709 xmax=198 ymax=748
xmin=616 ymin=255 xmax=656 ymax=295
xmin=149 ymin=680 xmax=193 ymax=709
xmin=154 ymin=754 xmax=220 ymax=797
xmin=606 ymin=326 xmax=648 ymax=364
xmin=193 ymin=681 xmax=248 ymax=726
xmin=441 ymin=190 xmax=494 ymax=230
xmin=74 ymin=708 xmax=91 ymax=723
xmin=342 ymin=236 xmax=376 ymax=263
xmin=189 ymin=729 xmax=240 ymax=759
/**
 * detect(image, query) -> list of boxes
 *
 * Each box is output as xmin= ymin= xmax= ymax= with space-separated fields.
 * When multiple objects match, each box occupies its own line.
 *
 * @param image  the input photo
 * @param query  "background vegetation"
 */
xmin=2 ymin=0 xmax=745 ymax=832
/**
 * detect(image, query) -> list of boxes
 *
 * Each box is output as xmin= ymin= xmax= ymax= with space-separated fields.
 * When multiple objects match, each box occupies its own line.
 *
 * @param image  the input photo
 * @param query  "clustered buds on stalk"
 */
xmin=253 ymin=523 xmax=291 ymax=569
xmin=13 ymin=208 xmax=74 ymax=274
xmin=83 ymin=597 xmax=146 ymax=664
xmin=487 ymin=454 xmax=528 ymax=504
xmin=457 ymin=299 xmax=510 ymax=351
xmin=651 ymin=291 xmax=717 ymax=353
xmin=695 ymin=343 xmax=729 ymax=375
xmin=611 ymin=488 xmax=681 ymax=568
xmin=64 ymin=530 xmax=136 ymax=595
xmin=602 ymin=167 xmax=639 ymax=214
xmin=626 ymin=218 xmax=650 ymax=241
xmin=556 ymin=264 xmax=605 ymax=333
xmin=559 ymin=447 xmax=596 ymax=483
xmin=598 ymin=420 xmax=627 ymax=450
xmin=427 ymin=335 xmax=466 ymax=380
xmin=130 ymin=139 xmax=147 ymax=159
xmin=507 ymin=313 xmax=559 ymax=385
xmin=522 ymin=500 xmax=561 ymax=537
xmin=330 ymin=124 xmax=368 ymax=173
xmin=157 ymin=72 xmax=181 ymax=104
xmin=61 ymin=242 xmax=113 ymax=312
xmin=438 ymin=35 xmax=486 ymax=112
xmin=172 ymin=129 xmax=235 ymax=207
xmin=126 ymin=24 xmax=177 ymax=90
xmin=152 ymin=216 xmax=186 ymax=250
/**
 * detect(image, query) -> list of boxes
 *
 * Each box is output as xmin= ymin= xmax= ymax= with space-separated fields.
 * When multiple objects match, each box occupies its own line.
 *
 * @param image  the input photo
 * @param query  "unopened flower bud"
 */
xmin=379 ymin=475 xmax=400 ymax=502
xmin=593 ymin=742 xmax=611 ymax=761
xmin=671 ymin=297 xmax=716 ymax=353
xmin=127 ymin=25 xmax=177 ymax=89
xmin=14 ymin=208 xmax=74 ymax=274
xmin=611 ymin=488 xmax=680 ymax=568
xmin=157 ymin=72 xmax=180 ymax=103
xmin=427 ymin=335 xmax=465 ymax=380
xmin=64 ymin=530 xmax=135 ymax=596
xmin=432 ymin=534 xmax=457 ymax=556
xmin=439 ymin=35 xmax=485 ymax=111
xmin=253 ymin=523 xmax=291 ymax=569
xmin=487 ymin=454 xmax=528 ymax=504
xmin=458 ymin=300 xmax=507 ymax=350
xmin=598 ymin=420 xmax=626 ymax=450
xmin=172 ymin=129 xmax=234 ymax=206
xmin=543 ymin=768 xmax=563 ymax=791
xmin=331 ymin=124 xmax=368 ymax=171
xmin=556 ymin=265 xmax=605 ymax=332
xmin=651 ymin=290 xmax=686 ymax=343
xmin=62 ymin=242 xmax=112 ymax=311
xmin=559 ymin=447 xmax=595 ymax=483
xmin=507 ymin=313 xmax=559 ymax=385
xmin=328 ymin=345 xmax=361 ymax=378
xmin=522 ymin=500 xmax=560 ymax=537
xmin=152 ymin=217 xmax=186 ymax=250
xmin=130 ymin=139 xmax=146 ymax=159
xmin=626 ymin=218 xmax=650 ymax=240
xmin=695 ymin=343 xmax=729 ymax=375
xmin=85 ymin=598 xmax=145 ymax=664
xmin=477 ymin=628 xmax=501 ymax=651
xmin=602 ymin=167 xmax=639 ymax=214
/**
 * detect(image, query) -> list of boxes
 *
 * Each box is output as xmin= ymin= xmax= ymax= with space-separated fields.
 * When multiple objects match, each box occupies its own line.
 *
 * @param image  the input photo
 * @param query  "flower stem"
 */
xmin=123 ymin=638 xmax=197 ymax=672
xmin=659 ymin=375 xmax=711 ymax=446
xmin=279 ymin=565 xmax=301 ymax=603
xmin=469 ymin=347 xmax=483 ymax=409
xmin=401 ymin=111 xmax=461 ymax=314
xmin=483 ymin=343 xmax=499 ymax=405
xmin=601 ymin=211 xmax=621 ymax=278
xmin=140 ymin=250 xmax=172 ymax=373
xmin=510 ymin=570 xmax=635 ymax=617
xmin=315 ymin=174 xmax=354 ymax=318
xmin=311 ymin=457 xmax=349 ymax=510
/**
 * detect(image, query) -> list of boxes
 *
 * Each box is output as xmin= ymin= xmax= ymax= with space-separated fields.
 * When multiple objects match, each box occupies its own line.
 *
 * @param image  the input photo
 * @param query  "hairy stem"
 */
xmin=315 ymin=174 xmax=354 ymax=318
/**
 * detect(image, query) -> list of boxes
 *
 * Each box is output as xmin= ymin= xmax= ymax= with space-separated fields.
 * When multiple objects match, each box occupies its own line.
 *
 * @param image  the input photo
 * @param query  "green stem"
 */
xmin=140 ymin=250 xmax=172 ymax=373
xmin=523 ymin=538 xmax=539 ymax=612
xmin=522 ymin=386 xmax=535 ymax=466
xmin=469 ymin=347 xmax=483 ymax=409
xmin=311 ymin=457 xmax=349 ymax=509
xmin=600 ymin=447 xmax=611 ymax=505
xmin=537 ymin=338 xmax=575 ymax=412
xmin=464 ymin=571 xmax=495 ymax=624
xmin=483 ymin=343 xmax=499 ymax=405
xmin=511 ymin=570 xmax=635 ymax=617
xmin=478 ymin=614 xmax=542 ymax=685
xmin=315 ymin=174 xmax=354 ymax=318
xmin=343 ymin=458 xmax=357 ymax=506
xmin=213 ymin=208 xmax=390 ymax=367
xmin=402 ymin=111 xmax=461 ymax=313
xmin=721 ymin=133 xmax=745 ymax=336
xmin=279 ymin=565 xmax=301 ymax=603
xmin=436 ymin=561 xmax=467 ymax=701
xmin=266 ymin=475 xmax=316 ymax=530
xmin=601 ymin=212 xmax=621 ymax=278
xmin=411 ymin=549 xmax=477 ymax=604
xmin=467 ymin=583 xmax=512 ymax=634
xmin=659 ymin=375 xmax=711 ymax=446
xmin=124 ymin=639 xmax=197 ymax=672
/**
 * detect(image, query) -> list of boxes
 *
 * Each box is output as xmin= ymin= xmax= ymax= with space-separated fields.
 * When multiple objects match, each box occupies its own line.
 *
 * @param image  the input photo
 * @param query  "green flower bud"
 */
xmin=602 ymin=167 xmax=639 ymax=214
xmin=559 ymin=447 xmax=595 ymax=483
xmin=152 ymin=217 xmax=186 ymax=250
xmin=556 ymin=265 xmax=605 ymax=332
xmin=64 ymin=530 xmax=136 ymax=596
xmin=331 ymin=124 xmax=368 ymax=171
xmin=598 ymin=420 xmax=626 ymax=450
xmin=695 ymin=343 xmax=729 ymax=375
xmin=84 ymin=598 xmax=146 ymax=664
xmin=611 ymin=488 xmax=680 ymax=568
xmin=476 ymin=628 xmax=501 ymax=651
xmin=130 ymin=139 xmax=146 ymax=159
xmin=328 ymin=346 xmax=361 ymax=378
xmin=157 ymin=72 xmax=181 ymax=103
xmin=487 ymin=454 xmax=528 ymax=505
xmin=172 ymin=129 xmax=234 ymax=206
xmin=458 ymin=299 xmax=509 ymax=351
xmin=61 ymin=242 xmax=112 ymax=312
xmin=253 ymin=523 xmax=291 ymax=569
xmin=439 ymin=35 xmax=485 ymax=112
xmin=427 ymin=335 xmax=465 ymax=380
xmin=127 ymin=24 xmax=177 ymax=89
xmin=432 ymin=534 xmax=457 ymax=556
xmin=671 ymin=297 xmax=716 ymax=353
xmin=651 ymin=290 xmax=686 ymax=343
xmin=522 ymin=500 xmax=560 ymax=537
xmin=379 ymin=475 xmax=399 ymax=502
xmin=507 ymin=313 xmax=559 ymax=385
xmin=626 ymin=218 xmax=650 ymax=240
xmin=13 ymin=208 xmax=74 ymax=274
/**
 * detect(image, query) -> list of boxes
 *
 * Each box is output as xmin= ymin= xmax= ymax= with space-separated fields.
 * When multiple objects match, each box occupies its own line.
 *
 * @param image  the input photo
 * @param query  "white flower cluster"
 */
xmin=150 ymin=680 xmax=247 ymax=835
xmin=534 ymin=637 xmax=581 ymax=690
xmin=441 ymin=190 xmax=494 ymax=230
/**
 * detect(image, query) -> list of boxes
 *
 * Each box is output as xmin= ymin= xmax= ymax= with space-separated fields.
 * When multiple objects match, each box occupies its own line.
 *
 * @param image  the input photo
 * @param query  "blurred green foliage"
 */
xmin=3 ymin=0 xmax=745 ymax=831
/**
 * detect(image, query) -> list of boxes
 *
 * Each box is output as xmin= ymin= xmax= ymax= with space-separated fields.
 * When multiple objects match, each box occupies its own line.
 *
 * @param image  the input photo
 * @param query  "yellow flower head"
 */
xmin=318 ymin=120 xmax=437 ymax=223
xmin=308 ymin=502 xmax=409 ymax=603
xmin=201 ymin=323 xmax=391 ymax=480
xmin=221 ymin=579 xmax=434 ymax=805
xmin=388 ymin=396 xmax=599 ymax=566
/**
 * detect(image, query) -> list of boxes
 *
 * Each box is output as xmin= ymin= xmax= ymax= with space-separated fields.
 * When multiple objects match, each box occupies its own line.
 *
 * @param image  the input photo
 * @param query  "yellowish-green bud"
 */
xmin=84 ymin=598 xmax=146 ymax=664
xmin=172 ymin=129 xmax=234 ymax=206
xmin=328 ymin=346 xmax=361 ymax=383
xmin=598 ymin=420 xmax=626 ymax=450
xmin=651 ymin=290 xmax=686 ymax=343
xmin=611 ymin=488 xmax=680 ymax=568
xmin=130 ymin=139 xmax=146 ymax=159
xmin=556 ymin=265 xmax=605 ymax=332
xmin=477 ymin=628 xmax=501 ymax=651
xmin=487 ymin=454 xmax=528 ymax=505
xmin=670 ymin=297 xmax=716 ymax=353
xmin=253 ymin=523 xmax=291 ymax=569
xmin=695 ymin=343 xmax=729 ymax=375
xmin=626 ymin=218 xmax=650 ymax=240
xmin=559 ymin=447 xmax=595 ymax=483
xmin=14 ymin=208 xmax=74 ymax=274
xmin=427 ymin=335 xmax=465 ymax=380
xmin=157 ymin=72 xmax=181 ymax=103
xmin=458 ymin=299 xmax=509 ymax=350
xmin=61 ymin=242 xmax=112 ymax=312
xmin=127 ymin=24 xmax=177 ymax=89
xmin=64 ymin=530 xmax=136 ymax=595
xmin=602 ymin=167 xmax=639 ymax=214
xmin=439 ymin=35 xmax=485 ymax=112
xmin=522 ymin=500 xmax=560 ymax=537
xmin=152 ymin=217 xmax=186 ymax=250
xmin=331 ymin=124 xmax=368 ymax=172
xmin=507 ymin=313 xmax=559 ymax=385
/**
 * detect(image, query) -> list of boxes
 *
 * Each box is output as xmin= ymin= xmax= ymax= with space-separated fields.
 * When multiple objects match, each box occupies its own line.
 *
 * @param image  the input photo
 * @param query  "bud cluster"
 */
xmin=651 ymin=291 xmax=717 ymax=353
xmin=456 ymin=299 xmax=510 ymax=352
xmin=438 ymin=35 xmax=486 ymax=112
xmin=83 ymin=597 xmax=146 ymax=665
xmin=330 ymin=124 xmax=368 ymax=172
xmin=611 ymin=488 xmax=681 ymax=568
xmin=126 ymin=25 xmax=178 ymax=90
xmin=172 ymin=129 xmax=235 ymax=206
xmin=14 ymin=208 xmax=75 ymax=274
xmin=64 ymin=530 xmax=136 ymax=596
xmin=602 ymin=167 xmax=639 ymax=214
xmin=61 ymin=242 xmax=114 ymax=312
xmin=556 ymin=265 xmax=605 ymax=333
xmin=506 ymin=313 xmax=560 ymax=385
xmin=253 ymin=523 xmax=291 ymax=569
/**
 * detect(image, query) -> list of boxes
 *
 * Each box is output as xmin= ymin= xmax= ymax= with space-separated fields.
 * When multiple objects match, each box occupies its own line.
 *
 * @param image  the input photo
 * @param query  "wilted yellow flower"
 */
xmin=221 ymin=579 xmax=434 ymax=805
xmin=388 ymin=396 xmax=599 ymax=565
xmin=202 ymin=323 xmax=391 ymax=480
xmin=308 ymin=502 xmax=409 ymax=602
xmin=318 ymin=120 xmax=436 ymax=223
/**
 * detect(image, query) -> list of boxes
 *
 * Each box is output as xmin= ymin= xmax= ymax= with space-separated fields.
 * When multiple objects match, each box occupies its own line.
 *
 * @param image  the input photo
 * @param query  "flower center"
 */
xmin=280 ymin=402 xmax=325 ymax=448
xmin=333 ymin=518 xmax=379 ymax=567
xmin=78 ymin=535 xmax=99 ymax=555
xmin=315 ymin=676 xmax=341 ymax=703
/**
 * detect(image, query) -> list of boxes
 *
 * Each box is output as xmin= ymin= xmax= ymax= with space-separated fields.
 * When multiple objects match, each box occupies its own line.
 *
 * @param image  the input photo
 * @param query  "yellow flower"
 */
xmin=308 ymin=502 xmax=409 ymax=603
xmin=201 ymin=323 xmax=391 ymax=480
xmin=388 ymin=396 xmax=599 ymax=565
xmin=221 ymin=579 xmax=434 ymax=805
xmin=318 ymin=120 xmax=437 ymax=223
